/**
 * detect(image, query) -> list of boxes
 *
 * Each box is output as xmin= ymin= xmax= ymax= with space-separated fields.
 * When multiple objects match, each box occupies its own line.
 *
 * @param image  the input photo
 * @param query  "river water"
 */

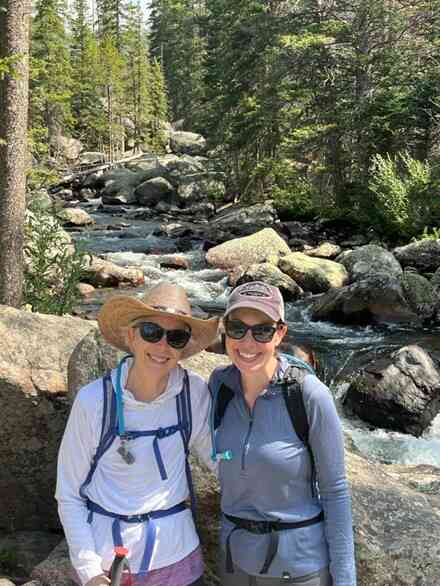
xmin=72 ymin=202 xmax=440 ymax=468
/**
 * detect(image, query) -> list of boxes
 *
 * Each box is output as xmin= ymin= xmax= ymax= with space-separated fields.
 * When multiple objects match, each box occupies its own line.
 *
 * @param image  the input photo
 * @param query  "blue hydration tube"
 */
xmin=114 ymin=354 xmax=133 ymax=437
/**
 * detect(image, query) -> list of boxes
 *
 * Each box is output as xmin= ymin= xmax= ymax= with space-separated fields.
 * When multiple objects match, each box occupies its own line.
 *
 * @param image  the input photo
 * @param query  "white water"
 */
xmin=104 ymin=250 xmax=229 ymax=305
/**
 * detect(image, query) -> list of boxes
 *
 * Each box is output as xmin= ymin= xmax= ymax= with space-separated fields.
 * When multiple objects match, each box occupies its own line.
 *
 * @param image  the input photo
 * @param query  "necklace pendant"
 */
xmin=117 ymin=440 xmax=135 ymax=465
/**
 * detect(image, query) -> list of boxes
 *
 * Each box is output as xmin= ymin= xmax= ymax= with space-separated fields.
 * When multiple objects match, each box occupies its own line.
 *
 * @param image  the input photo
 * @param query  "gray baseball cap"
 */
xmin=224 ymin=281 xmax=285 ymax=322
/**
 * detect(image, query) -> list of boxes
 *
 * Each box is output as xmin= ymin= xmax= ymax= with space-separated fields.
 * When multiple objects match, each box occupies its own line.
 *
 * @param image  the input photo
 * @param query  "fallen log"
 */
xmin=48 ymin=153 xmax=146 ymax=193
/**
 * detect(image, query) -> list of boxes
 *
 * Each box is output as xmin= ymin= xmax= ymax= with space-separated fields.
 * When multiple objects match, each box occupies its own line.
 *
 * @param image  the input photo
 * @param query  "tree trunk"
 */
xmin=0 ymin=0 xmax=31 ymax=307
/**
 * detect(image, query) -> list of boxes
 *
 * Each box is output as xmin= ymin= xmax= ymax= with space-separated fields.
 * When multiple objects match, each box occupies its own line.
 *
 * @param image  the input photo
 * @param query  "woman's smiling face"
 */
xmin=224 ymin=308 xmax=287 ymax=375
xmin=127 ymin=315 xmax=188 ymax=373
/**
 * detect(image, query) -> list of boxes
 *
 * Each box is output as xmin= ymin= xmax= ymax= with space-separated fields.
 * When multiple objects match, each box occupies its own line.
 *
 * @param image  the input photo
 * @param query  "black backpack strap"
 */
xmin=213 ymin=383 xmax=235 ymax=430
xmin=282 ymin=366 xmax=317 ymax=496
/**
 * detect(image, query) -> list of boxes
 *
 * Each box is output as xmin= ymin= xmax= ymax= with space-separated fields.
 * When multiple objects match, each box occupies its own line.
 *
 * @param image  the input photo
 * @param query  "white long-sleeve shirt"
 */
xmin=56 ymin=360 xmax=215 ymax=585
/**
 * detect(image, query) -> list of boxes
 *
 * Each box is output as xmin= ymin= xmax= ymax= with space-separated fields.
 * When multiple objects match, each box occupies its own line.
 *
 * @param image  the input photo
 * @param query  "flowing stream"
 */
xmin=72 ymin=202 xmax=440 ymax=469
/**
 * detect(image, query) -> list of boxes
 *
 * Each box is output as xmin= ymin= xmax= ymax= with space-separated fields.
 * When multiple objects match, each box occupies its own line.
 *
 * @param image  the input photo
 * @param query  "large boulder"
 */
xmin=346 ymin=451 xmax=440 ymax=586
xmin=311 ymin=274 xmax=418 ymax=325
xmin=56 ymin=208 xmax=95 ymax=227
xmin=78 ymin=151 xmax=105 ymax=166
xmin=134 ymin=177 xmax=175 ymax=207
xmin=156 ymin=154 xmax=205 ymax=177
xmin=305 ymin=242 xmax=342 ymax=259
xmin=231 ymin=262 xmax=303 ymax=301
xmin=30 ymin=539 xmax=71 ymax=586
xmin=169 ymin=131 xmax=207 ymax=156
xmin=279 ymin=252 xmax=349 ymax=293
xmin=0 ymin=307 xmax=96 ymax=530
xmin=100 ymin=168 xmax=139 ymax=205
xmin=393 ymin=239 xmax=440 ymax=272
xmin=338 ymin=244 xmax=403 ymax=282
xmin=343 ymin=345 xmax=440 ymax=436
xmin=50 ymin=135 xmax=82 ymax=161
xmin=176 ymin=173 xmax=225 ymax=208
xmin=0 ymin=531 xmax=61 ymax=576
xmin=400 ymin=269 xmax=438 ymax=321
xmin=210 ymin=201 xmax=278 ymax=236
xmin=82 ymin=256 xmax=145 ymax=287
xmin=124 ymin=156 xmax=167 ymax=182
xmin=206 ymin=228 xmax=290 ymax=270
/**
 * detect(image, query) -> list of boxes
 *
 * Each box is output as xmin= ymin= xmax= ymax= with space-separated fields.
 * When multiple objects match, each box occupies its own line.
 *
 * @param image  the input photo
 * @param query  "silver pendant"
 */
xmin=117 ymin=439 xmax=135 ymax=465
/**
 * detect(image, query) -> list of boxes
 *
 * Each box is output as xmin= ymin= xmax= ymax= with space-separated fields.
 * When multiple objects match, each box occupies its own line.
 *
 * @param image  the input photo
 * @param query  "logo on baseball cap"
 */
xmin=224 ymin=281 xmax=285 ymax=322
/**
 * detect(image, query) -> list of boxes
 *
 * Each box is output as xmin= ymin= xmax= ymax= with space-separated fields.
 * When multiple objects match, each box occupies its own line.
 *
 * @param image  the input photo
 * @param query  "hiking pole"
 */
xmin=109 ymin=546 xmax=131 ymax=586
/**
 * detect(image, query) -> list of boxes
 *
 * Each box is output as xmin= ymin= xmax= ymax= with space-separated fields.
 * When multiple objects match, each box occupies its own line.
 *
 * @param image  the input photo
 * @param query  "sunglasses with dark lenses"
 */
xmin=224 ymin=319 xmax=280 ymax=343
xmin=136 ymin=322 xmax=192 ymax=349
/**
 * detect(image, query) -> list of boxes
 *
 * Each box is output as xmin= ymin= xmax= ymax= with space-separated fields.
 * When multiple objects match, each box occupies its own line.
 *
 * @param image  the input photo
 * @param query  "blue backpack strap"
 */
xmin=79 ymin=371 xmax=117 ymax=501
xmin=176 ymin=370 xmax=196 ymax=515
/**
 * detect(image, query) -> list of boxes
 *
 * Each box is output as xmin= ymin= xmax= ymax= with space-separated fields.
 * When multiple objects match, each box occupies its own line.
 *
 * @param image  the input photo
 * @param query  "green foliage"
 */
xmin=24 ymin=0 xmax=440 ymax=234
xmin=27 ymin=165 xmax=60 ymax=191
xmin=149 ymin=0 xmax=205 ymax=126
xmin=249 ymin=159 xmax=317 ymax=220
xmin=412 ymin=226 xmax=440 ymax=242
xmin=148 ymin=58 xmax=169 ymax=152
xmin=368 ymin=152 xmax=432 ymax=237
xmin=24 ymin=202 xmax=90 ymax=315
xmin=31 ymin=0 xmax=74 ymax=145
xmin=70 ymin=1 xmax=107 ymax=148
xmin=0 ymin=54 xmax=21 ymax=79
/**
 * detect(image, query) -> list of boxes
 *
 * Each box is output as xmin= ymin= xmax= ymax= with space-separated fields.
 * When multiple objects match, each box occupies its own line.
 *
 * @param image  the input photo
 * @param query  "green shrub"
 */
xmin=24 ymin=202 xmax=90 ymax=315
xmin=250 ymin=158 xmax=317 ymax=220
xmin=368 ymin=151 xmax=431 ymax=238
xmin=27 ymin=165 xmax=60 ymax=191
xmin=412 ymin=226 xmax=440 ymax=241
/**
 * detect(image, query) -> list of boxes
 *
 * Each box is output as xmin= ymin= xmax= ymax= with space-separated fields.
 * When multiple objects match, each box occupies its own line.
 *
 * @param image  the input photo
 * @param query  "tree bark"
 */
xmin=0 ymin=0 xmax=31 ymax=307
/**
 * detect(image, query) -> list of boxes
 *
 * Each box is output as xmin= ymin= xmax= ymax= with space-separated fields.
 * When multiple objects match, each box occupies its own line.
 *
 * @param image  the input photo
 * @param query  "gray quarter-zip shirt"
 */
xmin=209 ymin=357 xmax=356 ymax=586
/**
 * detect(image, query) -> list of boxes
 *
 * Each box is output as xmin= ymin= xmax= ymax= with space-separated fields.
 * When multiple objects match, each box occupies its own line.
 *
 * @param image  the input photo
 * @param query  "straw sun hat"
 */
xmin=98 ymin=282 xmax=219 ymax=360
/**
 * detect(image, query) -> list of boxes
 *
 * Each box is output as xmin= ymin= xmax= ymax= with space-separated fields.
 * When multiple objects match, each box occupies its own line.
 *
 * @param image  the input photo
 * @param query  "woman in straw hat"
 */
xmin=56 ymin=282 xmax=219 ymax=586
xmin=209 ymin=281 xmax=356 ymax=586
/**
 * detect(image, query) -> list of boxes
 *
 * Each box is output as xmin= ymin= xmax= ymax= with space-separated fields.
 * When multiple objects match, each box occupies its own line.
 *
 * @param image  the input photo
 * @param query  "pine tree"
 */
xmin=202 ymin=0 xmax=286 ymax=195
xmin=97 ymin=34 xmax=125 ymax=160
xmin=70 ymin=0 xmax=106 ymax=147
xmin=31 ymin=0 xmax=73 ymax=155
xmin=149 ymin=58 xmax=169 ymax=152
xmin=149 ymin=0 xmax=205 ymax=126
xmin=0 ymin=0 xmax=31 ymax=306
xmin=122 ymin=2 xmax=153 ymax=151
xmin=96 ymin=0 xmax=127 ymax=48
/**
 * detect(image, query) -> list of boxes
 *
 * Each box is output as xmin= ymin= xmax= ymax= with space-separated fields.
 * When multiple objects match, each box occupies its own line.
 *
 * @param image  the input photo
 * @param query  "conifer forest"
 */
xmin=2 ymin=0 xmax=440 ymax=241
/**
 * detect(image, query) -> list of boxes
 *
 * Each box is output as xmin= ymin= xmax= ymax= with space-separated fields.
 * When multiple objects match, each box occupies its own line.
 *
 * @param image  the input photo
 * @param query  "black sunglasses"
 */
xmin=135 ymin=322 xmax=192 ymax=350
xmin=224 ymin=319 xmax=281 ymax=343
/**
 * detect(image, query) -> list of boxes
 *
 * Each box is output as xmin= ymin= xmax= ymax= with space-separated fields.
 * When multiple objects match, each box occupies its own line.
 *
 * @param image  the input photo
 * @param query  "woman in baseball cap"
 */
xmin=56 ymin=282 xmax=219 ymax=586
xmin=209 ymin=281 xmax=356 ymax=586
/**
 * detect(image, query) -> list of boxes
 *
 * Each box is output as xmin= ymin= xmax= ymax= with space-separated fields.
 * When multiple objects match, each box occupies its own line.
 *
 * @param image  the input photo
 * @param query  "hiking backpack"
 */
xmin=80 ymin=358 xmax=195 ymax=510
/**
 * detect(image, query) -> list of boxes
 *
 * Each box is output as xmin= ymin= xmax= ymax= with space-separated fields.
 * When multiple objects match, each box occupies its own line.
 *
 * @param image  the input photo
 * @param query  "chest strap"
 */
xmin=86 ymin=500 xmax=187 ymax=575
xmin=224 ymin=511 xmax=324 ymax=574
